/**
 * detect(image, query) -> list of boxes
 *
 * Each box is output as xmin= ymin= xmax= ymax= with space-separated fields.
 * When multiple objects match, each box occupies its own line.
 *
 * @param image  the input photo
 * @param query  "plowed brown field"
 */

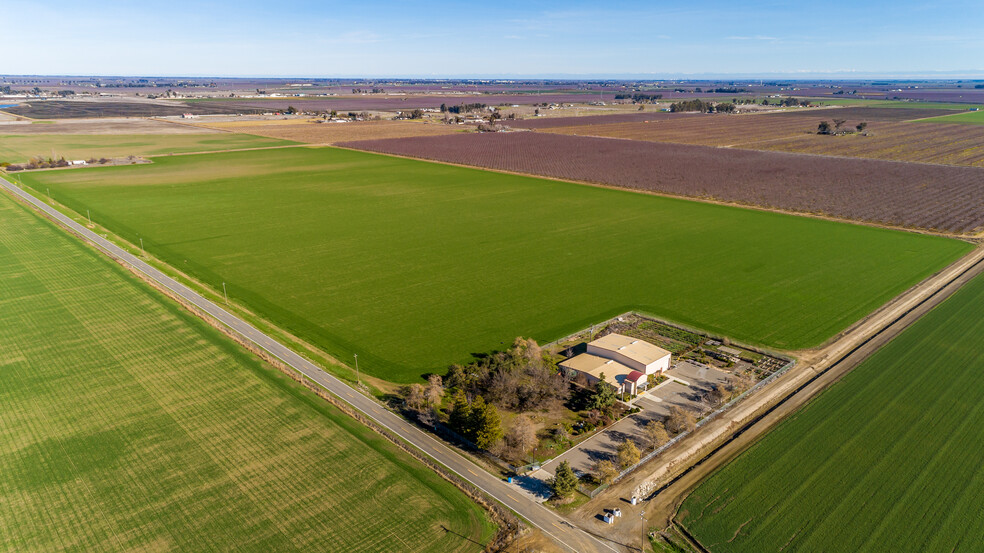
xmin=341 ymin=132 xmax=984 ymax=234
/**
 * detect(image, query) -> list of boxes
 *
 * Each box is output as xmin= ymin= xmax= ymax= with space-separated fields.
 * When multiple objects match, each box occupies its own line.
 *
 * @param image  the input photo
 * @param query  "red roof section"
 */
xmin=626 ymin=370 xmax=645 ymax=382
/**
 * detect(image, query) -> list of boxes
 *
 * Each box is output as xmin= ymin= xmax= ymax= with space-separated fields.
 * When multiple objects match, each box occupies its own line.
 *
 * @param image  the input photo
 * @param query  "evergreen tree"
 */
xmin=447 ymin=391 xmax=471 ymax=438
xmin=551 ymin=461 xmax=579 ymax=498
xmin=589 ymin=373 xmax=617 ymax=410
xmin=470 ymin=396 xmax=503 ymax=450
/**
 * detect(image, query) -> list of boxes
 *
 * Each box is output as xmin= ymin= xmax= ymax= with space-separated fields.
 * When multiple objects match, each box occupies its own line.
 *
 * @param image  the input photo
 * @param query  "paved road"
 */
xmin=0 ymin=177 xmax=617 ymax=553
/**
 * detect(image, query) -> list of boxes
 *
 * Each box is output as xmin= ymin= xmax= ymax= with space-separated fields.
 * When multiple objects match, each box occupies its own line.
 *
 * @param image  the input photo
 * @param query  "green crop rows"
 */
xmin=679 ymin=270 xmax=984 ymax=552
xmin=20 ymin=146 xmax=971 ymax=382
xmin=0 ymin=191 xmax=492 ymax=552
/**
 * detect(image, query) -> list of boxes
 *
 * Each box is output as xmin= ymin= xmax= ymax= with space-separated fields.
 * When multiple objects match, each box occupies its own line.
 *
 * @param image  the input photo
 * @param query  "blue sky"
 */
xmin=5 ymin=0 xmax=983 ymax=77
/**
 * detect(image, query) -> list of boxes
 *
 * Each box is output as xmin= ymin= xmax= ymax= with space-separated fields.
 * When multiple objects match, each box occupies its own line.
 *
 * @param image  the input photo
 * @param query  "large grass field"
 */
xmin=0 ymin=191 xmax=493 ymax=552
xmin=678 ymin=269 xmax=984 ymax=552
xmin=18 ymin=146 xmax=971 ymax=382
xmin=921 ymin=109 xmax=984 ymax=125
xmin=0 ymin=133 xmax=297 ymax=163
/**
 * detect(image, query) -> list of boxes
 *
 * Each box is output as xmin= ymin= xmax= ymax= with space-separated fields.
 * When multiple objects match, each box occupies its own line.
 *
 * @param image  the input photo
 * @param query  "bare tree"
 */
xmin=665 ymin=406 xmax=697 ymax=435
xmin=643 ymin=420 xmax=670 ymax=451
xmin=401 ymin=383 xmax=427 ymax=412
xmin=704 ymin=384 xmax=727 ymax=408
xmin=616 ymin=439 xmax=641 ymax=469
xmin=425 ymin=374 xmax=444 ymax=406
xmin=506 ymin=415 xmax=538 ymax=455
xmin=593 ymin=459 xmax=619 ymax=485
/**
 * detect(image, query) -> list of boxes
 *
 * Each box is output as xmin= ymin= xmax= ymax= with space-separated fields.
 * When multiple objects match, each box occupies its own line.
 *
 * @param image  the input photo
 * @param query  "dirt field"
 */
xmin=4 ymin=100 xmax=263 ymax=119
xmin=504 ymin=111 xmax=689 ymax=129
xmin=341 ymin=132 xmax=984 ymax=234
xmin=0 ymin=117 xmax=221 ymax=134
xmin=199 ymin=119 xmax=464 ymax=144
xmin=543 ymin=110 xmax=984 ymax=167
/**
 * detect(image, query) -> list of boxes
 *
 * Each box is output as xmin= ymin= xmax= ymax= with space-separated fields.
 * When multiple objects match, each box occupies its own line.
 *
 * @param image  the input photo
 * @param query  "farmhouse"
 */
xmin=560 ymin=333 xmax=672 ymax=396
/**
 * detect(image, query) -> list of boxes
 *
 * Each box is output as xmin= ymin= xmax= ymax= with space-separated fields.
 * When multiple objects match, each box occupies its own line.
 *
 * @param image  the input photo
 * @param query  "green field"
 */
xmin=18 ymin=146 xmax=971 ymax=382
xmin=806 ymin=98 xmax=984 ymax=109
xmin=920 ymin=109 xmax=984 ymax=125
xmin=0 ymin=191 xmax=492 ymax=552
xmin=0 ymin=133 xmax=297 ymax=163
xmin=679 ymin=269 xmax=984 ymax=552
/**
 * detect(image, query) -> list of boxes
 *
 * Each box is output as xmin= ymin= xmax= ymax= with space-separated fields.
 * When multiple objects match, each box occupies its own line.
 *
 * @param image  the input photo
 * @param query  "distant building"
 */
xmin=67 ymin=160 xmax=87 ymax=166
xmin=559 ymin=333 xmax=672 ymax=397
xmin=181 ymin=113 xmax=198 ymax=119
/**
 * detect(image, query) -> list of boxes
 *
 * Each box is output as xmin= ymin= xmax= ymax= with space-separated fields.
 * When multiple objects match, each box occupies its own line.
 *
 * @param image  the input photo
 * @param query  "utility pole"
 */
xmin=139 ymin=237 xmax=144 ymax=255
xmin=87 ymin=209 xmax=91 ymax=225
xmin=222 ymin=282 xmax=228 ymax=304
xmin=46 ymin=187 xmax=51 ymax=201
xmin=354 ymin=353 xmax=360 ymax=384
xmin=640 ymin=510 xmax=646 ymax=552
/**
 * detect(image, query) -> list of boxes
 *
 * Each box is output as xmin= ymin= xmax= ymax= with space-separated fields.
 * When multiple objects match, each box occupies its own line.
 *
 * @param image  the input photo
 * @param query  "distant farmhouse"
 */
xmin=560 ymin=333 xmax=671 ymax=396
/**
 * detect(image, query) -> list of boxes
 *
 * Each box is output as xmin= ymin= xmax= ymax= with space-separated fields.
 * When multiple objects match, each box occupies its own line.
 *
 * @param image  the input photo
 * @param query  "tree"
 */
xmin=593 ymin=459 xmax=619 ymax=485
xmin=856 ymin=121 xmax=868 ymax=132
xmin=285 ymin=105 xmax=298 ymax=115
xmin=705 ymin=384 xmax=727 ymax=407
xmin=666 ymin=406 xmax=697 ymax=435
xmin=401 ymin=383 xmax=427 ymax=412
xmin=616 ymin=439 xmax=641 ymax=469
xmin=643 ymin=420 xmax=669 ymax=451
xmin=551 ymin=461 xmax=579 ymax=499
xmin=425 ymin=374 xmax=444 ymax=407
xmin=817 ymin=120 xmax=832 ymax=135
xmin=469 ymin=396 xmax=502 ymax=450
xmin=447 ymin=391 xmax=471 ymax=437
xmin=833 ymin=119 xmax=847 ymax=133
xmin=589 ymin=373 xmax=617 ymax=410
xmin=506 ymin=415 xmax=538 ymax=455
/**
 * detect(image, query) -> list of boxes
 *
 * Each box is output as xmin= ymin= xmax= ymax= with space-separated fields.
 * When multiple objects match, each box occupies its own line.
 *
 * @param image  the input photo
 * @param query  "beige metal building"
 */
xmin=559 ymin=333 xmax=672 ymax=396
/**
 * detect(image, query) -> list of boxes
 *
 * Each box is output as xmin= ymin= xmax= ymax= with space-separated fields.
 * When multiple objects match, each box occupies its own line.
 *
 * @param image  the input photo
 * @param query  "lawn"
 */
xmin=0 ymin=190 xmax=493 ymax=552
xmin=0 ymin=133 xmax=298 ymax=163
xmin=18 ymin=146 xmax=971 ymax=382
xmin=678 ymin=270 xmax=984 ymax=552
xmin=920 ymin=109 xmax=984 ymax=125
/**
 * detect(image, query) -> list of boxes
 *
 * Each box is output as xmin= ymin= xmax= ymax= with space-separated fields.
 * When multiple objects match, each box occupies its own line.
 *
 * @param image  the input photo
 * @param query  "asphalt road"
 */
xmin=0 ymin=177 xmax=617 ymax=553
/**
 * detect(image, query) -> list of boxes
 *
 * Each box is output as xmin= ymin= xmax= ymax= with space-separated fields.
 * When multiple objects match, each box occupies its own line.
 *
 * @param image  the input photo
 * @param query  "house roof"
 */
xmin=589 ymin=333 xmax=671 ymax=366
xmin=559 ymin=353 xmax=632 ymax=386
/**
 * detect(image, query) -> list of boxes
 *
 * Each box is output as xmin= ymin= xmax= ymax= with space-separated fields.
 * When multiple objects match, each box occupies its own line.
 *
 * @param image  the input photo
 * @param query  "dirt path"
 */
xmin=568 ymin=244 xmax=984 ymax=550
